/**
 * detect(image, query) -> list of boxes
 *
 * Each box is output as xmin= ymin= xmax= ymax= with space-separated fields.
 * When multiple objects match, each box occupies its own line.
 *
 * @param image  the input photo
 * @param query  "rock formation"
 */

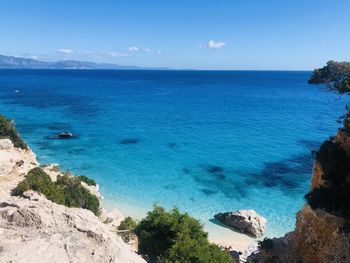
xmin=0 ymin=191 xmax=144 ymax=263
xmin=214 ymin=210 xmax=267 ymax=238
xmin=247 ymin=111 xmax=350 ymax=263
xmin=0 ymin=138 xmax=145 ymax=263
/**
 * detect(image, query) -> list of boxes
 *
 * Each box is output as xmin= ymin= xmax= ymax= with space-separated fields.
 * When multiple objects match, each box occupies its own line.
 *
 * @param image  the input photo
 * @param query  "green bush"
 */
xmin=308 ymin=61 xmax=350 ymax=94
xmin=11 ymin=167 xmax=64 ymax=202
xmin=56 ymin=174 xmax=100 ymax=215
xmin=12 ymin=167 xmax=100 ymax=216
xmin=134 ymin=206 xmax=233 ymax=263
xmin=76 ymin=175 xmax=96 ymax=186
xmin=118 ymin=216 xmax=138 ymax=243
xmin=118 ymin=216 xmax=137 ymax=232
xmin=0 ymin=115 xmax=27 ymax=149
xmin=258 ymin=238 xmax=274 ymax=250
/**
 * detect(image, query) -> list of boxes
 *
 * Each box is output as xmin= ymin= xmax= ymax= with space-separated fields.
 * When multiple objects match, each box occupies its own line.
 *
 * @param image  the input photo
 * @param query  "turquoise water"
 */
xmin=0 ymin=69 xmax=346 ymax=238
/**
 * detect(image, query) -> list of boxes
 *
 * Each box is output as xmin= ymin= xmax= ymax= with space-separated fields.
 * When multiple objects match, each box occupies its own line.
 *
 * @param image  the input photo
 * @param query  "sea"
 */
xmin=0 ymin=69 xmax=346 ymax=242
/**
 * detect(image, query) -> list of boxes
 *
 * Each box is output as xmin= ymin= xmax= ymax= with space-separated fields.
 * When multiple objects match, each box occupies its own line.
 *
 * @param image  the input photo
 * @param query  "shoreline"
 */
xmin=103 ymin=196 xmax=258 ymax=252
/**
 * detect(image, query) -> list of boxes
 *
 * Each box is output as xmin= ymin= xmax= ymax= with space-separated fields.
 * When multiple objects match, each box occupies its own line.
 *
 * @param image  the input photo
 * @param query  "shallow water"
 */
xmin=0 ymin=69 xmax=346 ymax=238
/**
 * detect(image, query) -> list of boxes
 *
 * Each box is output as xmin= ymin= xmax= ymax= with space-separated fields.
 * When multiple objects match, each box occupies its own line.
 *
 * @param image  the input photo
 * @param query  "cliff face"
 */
xmin=294 ymin=205 xmax=350 ymax=263
xmin=0 ymin=139 xmax=145 ymax=263
xmin=248 ymin=111 xmax=350 ymax=263
xmin=0 ymin=191 xmax=144 ymax=263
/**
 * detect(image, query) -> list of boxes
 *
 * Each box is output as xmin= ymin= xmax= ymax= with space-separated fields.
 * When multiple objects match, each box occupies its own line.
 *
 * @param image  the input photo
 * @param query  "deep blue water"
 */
xmin=0 ymin=69 xmax=346 ymax=238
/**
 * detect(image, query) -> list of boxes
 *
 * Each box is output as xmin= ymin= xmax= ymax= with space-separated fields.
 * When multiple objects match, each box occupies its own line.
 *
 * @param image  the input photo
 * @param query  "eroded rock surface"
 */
xmin=214 ymin=210 xmax=267 ymax=238
xmin=0 ymin=191 xmax=145 ymax=263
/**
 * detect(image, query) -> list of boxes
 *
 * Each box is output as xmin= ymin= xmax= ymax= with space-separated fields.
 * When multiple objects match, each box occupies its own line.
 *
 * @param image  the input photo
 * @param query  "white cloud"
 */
xmin=128 ymin=47 xmax=139 ymax=51
xmin=143 ymin=48 xmax=161 ymax=55
xmin=109 ymin=52 xmax=131 ymax=58
xmin=200 ymin=40 xmax=226 ymax=49
xmin=58 ymin=49 xmax=74 ymax=54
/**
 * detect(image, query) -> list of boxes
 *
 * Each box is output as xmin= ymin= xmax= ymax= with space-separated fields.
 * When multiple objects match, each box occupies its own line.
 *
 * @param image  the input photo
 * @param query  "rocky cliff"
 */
xmin=248 ymin=111 xmax=350 ymax=263
xmin=0 ymin=139 xmax=145 ymax=263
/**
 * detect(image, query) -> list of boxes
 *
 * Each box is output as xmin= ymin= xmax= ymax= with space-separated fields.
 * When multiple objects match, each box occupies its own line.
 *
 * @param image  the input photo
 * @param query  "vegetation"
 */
xmin=118 ymin=216 xmax=137 ymax=232
xmin=306 ymin=61 xmax=350 ymax=219
xmin=134 ymin=206 xmax=232 ymax=263
xmin=258 ymin=238 xmax=274 ymax=250
xmin=308 ymin=61 xmax=350 ymax=94
xmin=76 ymin=175 xmax=96 ymax=186
xmin=0 ymin=115 xmax=27 ymax=149
xmin=118 ymin=216 xmax=138 ymax=242
xmin=12 ymin=167 xmax=100 ymax=215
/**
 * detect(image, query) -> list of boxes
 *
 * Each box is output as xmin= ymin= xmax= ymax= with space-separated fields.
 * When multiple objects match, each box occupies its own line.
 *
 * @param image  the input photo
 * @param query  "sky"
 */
xmin=0 ymin=0 xmax=349 ymax=70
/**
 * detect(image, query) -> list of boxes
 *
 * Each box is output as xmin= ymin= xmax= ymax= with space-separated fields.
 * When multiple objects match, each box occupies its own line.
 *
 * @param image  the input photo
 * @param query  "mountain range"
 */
xmin=0 ymin=54 xmax=169 ymax=70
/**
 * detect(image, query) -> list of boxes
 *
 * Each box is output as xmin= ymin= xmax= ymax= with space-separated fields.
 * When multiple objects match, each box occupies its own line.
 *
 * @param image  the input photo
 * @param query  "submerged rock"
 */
xmin=119 ymin=138 xmax=140 ymax=145
xmin=214 ymin=209 xmax=267 ymax=238
xmin=57 ymin=132 xmax=74 ymax=138
xmin=46 ymin=132 xmax=77 ymax=140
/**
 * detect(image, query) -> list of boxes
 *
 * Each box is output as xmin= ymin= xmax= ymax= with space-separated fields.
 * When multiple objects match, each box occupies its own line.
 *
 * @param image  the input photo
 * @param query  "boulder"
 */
xmin=214 ymin=209 xmax=267 ymax=238
xmin=0 ymin=139 xmax=14 ymax=150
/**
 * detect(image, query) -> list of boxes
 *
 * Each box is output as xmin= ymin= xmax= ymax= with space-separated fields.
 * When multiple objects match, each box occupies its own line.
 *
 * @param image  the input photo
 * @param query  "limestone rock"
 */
xmin=214 ymin=210 xmax=267 ymax=238
xmin=0 ymin=191 xmax=145 ymax=263
xmin=294 ymin=205 xmax=350 ymax=263
xmin=0 ymin=139 xmax=14 ymax=150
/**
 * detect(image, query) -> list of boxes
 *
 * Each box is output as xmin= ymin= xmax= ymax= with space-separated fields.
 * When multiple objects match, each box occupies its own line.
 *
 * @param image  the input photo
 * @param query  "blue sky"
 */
xmin=0 ymin=0 xmax=349 ymax=70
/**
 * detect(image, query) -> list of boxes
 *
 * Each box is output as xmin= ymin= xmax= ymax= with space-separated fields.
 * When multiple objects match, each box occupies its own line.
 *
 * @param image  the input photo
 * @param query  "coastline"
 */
xmin=0 ymin=136 xmax=257 ymax=253
xmin=103 ymin=195 xmax=258 ymax=252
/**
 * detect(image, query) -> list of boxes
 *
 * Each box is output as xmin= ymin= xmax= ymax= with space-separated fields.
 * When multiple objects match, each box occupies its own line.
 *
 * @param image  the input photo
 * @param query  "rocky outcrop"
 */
xmin=0 ymin=139 xmax=37 ymax=197
xmin=294 ymin=205 xmax=350 ymax=263
xmin=0 ymin=137 xmax=145 ymax=262
xmin=0 ymin=191 xmax=145 ymax=263
xmin=247 ymin=110 xmax=350 ymax=263
xmin=214 ymin=210 xmax=267 ymax=238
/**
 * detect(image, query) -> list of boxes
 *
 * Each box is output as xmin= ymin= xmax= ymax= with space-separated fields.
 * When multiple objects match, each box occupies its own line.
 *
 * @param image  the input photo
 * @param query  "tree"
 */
xmin=308 ymin=61 xmax=350 ymax=94
xmin=134 ymin=206 xmax=232 ymax=263
xmin=0 ymin=115 xmax=28 ymax=149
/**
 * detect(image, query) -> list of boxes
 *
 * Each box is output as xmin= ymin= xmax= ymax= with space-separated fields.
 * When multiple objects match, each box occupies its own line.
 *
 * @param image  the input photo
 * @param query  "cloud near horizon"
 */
xmin=128 ymin=47 xmax=139 ymax=51
xmin=199 ymin=40 xmax=226 ymax=49
xmin=58 ymin=48 xmax=74 ymax=54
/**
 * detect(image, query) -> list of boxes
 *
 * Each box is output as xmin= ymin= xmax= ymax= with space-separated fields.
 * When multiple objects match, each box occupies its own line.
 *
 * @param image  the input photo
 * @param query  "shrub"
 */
xmin=11 ymin=167 xmax=64 ymax=203
xmin=308 ymin=61 xmax=350 ymax=94
xmin=0 ymin=115 xmax=27 ymax=149
xmin=258 ymin=238 xmax=274 ymax=250
xmin=118 ymin=216 xmax=138 ymax=243
xmin=76 ymin=175 xmax=96 ymax=186
xmin=118 ymin=216 xmax=137 ymax=232
xmin=134 ymin=206 xmax=233 ymax=263
xmin=12 ymin=167 xmax=100 ymax=215
xmin=56 ymin=174 xmax=100 ymax=215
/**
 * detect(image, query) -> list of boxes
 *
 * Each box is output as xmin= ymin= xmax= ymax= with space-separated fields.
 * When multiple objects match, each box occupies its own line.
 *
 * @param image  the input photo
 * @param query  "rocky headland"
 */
xmin=247 ymin=110 xmax=350 ymax=263
xmin=0 ymin=138 xmax=145 ymax=263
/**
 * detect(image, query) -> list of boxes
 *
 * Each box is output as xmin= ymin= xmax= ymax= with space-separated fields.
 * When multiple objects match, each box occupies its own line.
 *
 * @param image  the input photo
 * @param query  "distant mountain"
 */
xmin=0 ymin=54 xmax=169 ymax=70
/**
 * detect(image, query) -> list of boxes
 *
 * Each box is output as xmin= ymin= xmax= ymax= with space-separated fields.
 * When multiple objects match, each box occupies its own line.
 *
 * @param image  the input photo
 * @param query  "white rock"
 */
xmin=214 ymin=210 xmax=267 ymax=238
xmin=0 ymin=191 xmax=145 ymax=263
xmin=0 ymin=139 xmax=14 ymax=150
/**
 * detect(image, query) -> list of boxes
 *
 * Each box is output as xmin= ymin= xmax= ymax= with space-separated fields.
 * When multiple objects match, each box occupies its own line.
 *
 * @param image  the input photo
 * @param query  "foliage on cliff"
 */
xmin=308 ymin=61 xmax=350 ymax=94
xmin=76 ymin=175 xmax=96 ymax=186
xmin=0 ymin=115 xmax=28 ymax=149
xmin=134 ymin=206 xmax=233 ymax=263
xmin=12 ymin=167 xmax=100 ymax=215
xmin=306 ymin=62 xmax=350 ymax=219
